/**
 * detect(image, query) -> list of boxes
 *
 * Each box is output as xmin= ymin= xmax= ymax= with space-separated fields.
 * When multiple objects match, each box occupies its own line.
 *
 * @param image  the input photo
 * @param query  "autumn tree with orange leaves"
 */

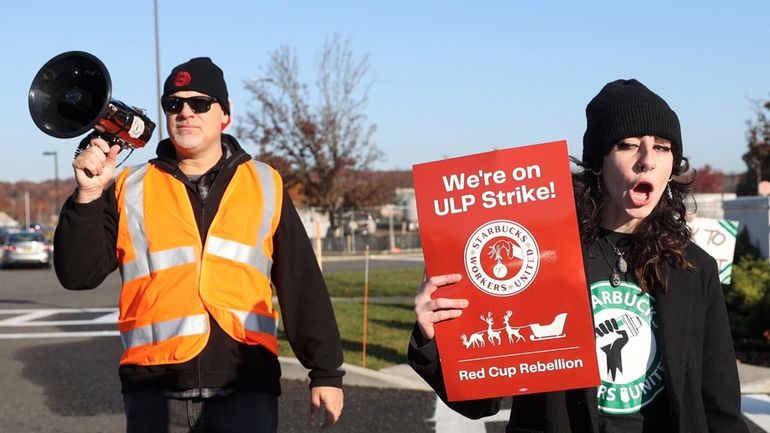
xmin=737 ymin=97 xmax=770 ymax=196
xmin=692 ymin=165 xmax=725 ymax=193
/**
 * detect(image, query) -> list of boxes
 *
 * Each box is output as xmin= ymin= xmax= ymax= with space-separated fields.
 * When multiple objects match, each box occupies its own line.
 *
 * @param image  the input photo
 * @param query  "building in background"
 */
xmin=0 ymin=212 xmax=19 ymax=228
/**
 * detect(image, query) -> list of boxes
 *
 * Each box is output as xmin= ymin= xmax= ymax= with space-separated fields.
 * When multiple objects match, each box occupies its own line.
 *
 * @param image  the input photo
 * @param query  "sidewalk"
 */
xmin=739 ymin=360 xmax=770 ymax=394
xmin=279 ymin=357 xmax=431 ymax=391
xmin=280 ymin=357 xmax=770 ymax=394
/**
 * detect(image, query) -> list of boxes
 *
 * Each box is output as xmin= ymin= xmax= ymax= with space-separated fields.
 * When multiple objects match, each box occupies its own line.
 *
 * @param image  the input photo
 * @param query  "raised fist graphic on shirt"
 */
xmin=595 ymin=318 xmax=629 ymax=381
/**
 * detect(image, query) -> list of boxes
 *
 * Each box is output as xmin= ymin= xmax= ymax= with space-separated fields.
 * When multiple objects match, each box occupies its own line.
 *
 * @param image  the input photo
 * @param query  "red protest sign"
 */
xmin=413 ymin=140 xmax=599 ymax=401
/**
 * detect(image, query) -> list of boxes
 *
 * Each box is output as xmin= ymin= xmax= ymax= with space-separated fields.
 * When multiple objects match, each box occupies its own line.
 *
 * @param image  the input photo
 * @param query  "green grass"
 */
xmin=279 ymin=300 xmax=415 ymax=370
xmin=323 ymin=267 xmax=424 ymax=297
xmin=278 ymin=266 xmax=422 ymax=370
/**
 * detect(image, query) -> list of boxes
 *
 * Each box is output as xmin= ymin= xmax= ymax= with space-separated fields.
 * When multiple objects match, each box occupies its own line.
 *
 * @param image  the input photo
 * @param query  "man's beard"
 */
xmin=171 ymin=132 xmax=202 ymax=150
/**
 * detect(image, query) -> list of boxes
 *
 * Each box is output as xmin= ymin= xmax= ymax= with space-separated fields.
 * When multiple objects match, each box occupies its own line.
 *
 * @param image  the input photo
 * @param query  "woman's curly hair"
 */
xmin=572 ymin=156 xmax=696 ymax=293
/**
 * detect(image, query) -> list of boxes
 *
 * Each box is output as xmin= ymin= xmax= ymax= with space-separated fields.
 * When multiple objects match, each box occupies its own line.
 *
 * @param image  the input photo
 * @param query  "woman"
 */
xmin=408 ymin=79 xmax=748 ymax=432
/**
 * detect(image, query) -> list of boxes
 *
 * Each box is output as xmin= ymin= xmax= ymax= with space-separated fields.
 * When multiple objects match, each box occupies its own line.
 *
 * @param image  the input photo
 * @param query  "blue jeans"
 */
xmin=123 ymin=391 xmax=278 ymax=433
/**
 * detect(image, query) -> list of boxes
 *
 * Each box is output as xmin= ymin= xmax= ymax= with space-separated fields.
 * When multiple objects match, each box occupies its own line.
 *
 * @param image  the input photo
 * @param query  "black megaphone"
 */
xmin=28 ymin=51 xmax=155 ymax=156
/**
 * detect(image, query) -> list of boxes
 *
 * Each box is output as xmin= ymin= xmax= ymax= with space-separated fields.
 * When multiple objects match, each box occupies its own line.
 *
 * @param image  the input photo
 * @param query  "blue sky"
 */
xmin=2 ymin=1 xmax=769 ymax=182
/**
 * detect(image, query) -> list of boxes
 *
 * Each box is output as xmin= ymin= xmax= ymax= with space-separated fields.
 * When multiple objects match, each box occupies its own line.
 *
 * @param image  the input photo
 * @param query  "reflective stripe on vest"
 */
xmin=121 ymin=313 xmax=209 ymax=349
xmin=230 ymin=308 xmax=278 ymax=337
xmin=121 ymin=163 xmax=196 ymax=282
xmin=206 ymin=236 xmax=272 ymax=280
xmin=205 ymin=162 xmax=277 ymax=280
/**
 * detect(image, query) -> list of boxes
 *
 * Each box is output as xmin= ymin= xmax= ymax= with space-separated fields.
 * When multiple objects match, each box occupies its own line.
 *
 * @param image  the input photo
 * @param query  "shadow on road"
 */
xmin=279 ymin=379 xmax=435 ymax=433
xmin=16 ymin=337 xmax=124 ymax=416
xmin=0 ymin=299 xmax=38 ymax=305
xmin=14 ymin=338 xmax=437 ymax=432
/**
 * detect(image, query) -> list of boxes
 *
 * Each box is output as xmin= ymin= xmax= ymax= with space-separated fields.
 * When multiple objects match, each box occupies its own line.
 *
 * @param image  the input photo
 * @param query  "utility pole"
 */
xmin=42 ymin=151 xmax=59 ymax=220
xmin=24 ymin=191 xmax=30 ymax=230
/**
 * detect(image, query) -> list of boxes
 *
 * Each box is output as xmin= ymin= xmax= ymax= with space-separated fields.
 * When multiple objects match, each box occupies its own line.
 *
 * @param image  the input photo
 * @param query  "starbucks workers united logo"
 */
xmin=464 ymin=220 xmax=540 ymax=297
xmin=591 ymin=280 xmax=664 ymax=414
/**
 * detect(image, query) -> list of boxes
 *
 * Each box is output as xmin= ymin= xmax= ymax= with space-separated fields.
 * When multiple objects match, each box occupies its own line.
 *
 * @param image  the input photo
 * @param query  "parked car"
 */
xmin=1 ymin=231 xmax=52 ymax=268
xmin=0 ymin=227 xmax=18 ymax=243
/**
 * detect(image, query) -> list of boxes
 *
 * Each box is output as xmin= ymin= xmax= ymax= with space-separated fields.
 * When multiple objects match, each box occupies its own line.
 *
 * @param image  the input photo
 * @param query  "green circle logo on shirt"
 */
xmin=591 ymin=280 xmax=664 ymax=414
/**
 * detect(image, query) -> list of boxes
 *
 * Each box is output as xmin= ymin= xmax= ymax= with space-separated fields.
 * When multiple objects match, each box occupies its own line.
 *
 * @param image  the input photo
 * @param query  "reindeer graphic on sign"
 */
xmin=459 ymin=310 xmax=568 ymax=350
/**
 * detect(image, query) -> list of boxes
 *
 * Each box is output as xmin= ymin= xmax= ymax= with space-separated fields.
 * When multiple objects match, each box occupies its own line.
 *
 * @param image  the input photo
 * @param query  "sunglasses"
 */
xmin=161 ymin=96 xmax=219 ymax=114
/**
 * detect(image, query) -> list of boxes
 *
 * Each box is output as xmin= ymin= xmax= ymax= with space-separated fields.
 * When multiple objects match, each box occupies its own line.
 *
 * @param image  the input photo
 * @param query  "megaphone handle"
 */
xmin=74 ymin=133 xmax=95 ymax=178
xmin=75 ymin=132 xmax=96 ymax=158
xmin=75 ymin=131 xmax=127 ymax=178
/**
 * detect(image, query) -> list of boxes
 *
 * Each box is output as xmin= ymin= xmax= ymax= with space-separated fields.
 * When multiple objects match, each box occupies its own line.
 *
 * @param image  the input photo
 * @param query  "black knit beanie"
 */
xmin=582 ymin=79 xmax=682 ymax=172
xmin=163 ymin=57 xmax=230 ymax=114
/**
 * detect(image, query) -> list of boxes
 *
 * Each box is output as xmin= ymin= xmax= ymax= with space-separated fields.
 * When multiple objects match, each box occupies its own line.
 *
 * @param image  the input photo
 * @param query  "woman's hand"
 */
xmin=413 ymin=273 xmax=468 ymax=340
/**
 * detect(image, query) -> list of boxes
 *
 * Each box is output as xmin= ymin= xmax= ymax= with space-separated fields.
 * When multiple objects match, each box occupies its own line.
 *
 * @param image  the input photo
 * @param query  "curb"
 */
xmin=279 ymin=357 xmax=431 ymax=391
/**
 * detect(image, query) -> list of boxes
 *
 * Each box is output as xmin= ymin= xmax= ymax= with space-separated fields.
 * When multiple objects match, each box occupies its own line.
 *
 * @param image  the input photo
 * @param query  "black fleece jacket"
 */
xmin=408 ymin=241 xmax=747 ymax=433
xmin=54 ymin=134 xmax=344 ymax=394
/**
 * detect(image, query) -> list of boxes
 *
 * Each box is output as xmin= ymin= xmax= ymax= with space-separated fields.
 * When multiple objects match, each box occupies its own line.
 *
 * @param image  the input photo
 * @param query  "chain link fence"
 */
xmin=299 ymin=205 xmax=421 ymax=255
xmin=313 ymin=232 xmax=422 ymax=255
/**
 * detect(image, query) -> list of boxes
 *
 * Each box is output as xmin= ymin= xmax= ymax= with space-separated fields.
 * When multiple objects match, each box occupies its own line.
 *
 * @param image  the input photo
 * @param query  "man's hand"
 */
xmin=310 ymin=386 xmax=343 ymax=429
xmin=72 ymin=135 xmax=121 ymax=203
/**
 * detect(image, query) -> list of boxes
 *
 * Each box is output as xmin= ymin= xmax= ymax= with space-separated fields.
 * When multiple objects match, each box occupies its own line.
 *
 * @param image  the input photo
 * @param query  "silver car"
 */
xmin=1 ymin=231 xmax=52 ymax=268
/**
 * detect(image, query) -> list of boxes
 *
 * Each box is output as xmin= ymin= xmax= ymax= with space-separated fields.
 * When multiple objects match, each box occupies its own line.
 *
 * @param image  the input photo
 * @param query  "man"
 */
xmin=54 ymin=57 xmax=344 ymax=432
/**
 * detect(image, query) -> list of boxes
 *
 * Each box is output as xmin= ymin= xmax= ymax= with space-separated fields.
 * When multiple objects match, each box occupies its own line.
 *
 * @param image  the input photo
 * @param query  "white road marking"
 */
xmin=0 ymin=310 xmax=54 ymax=324
xmin=743 ymin=394 xmax=770 ymax=431
xmin=0 ymin=308 xmax=119 ymax=338
xmin=0 ymin=331 xmax=119 ymax=339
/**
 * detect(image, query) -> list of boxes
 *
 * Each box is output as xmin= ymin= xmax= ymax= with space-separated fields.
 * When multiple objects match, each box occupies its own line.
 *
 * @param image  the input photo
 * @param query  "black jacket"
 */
xmin=54 ymin=134 xmax=344 ymax=394
xmin=408 ymin=242 xmax=748 ymax=433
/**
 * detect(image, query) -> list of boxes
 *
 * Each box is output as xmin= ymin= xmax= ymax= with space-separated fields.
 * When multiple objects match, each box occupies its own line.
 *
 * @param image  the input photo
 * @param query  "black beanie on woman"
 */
xmin=582 ymin=79 xmax=682 ymax=172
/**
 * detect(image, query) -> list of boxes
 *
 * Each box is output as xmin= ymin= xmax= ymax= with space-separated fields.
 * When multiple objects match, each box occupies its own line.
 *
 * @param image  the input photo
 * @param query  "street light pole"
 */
xmin=153 ymin=0 xmax=164 ymax=140
xmin=42 ymin=151 xmax=59 ymax=219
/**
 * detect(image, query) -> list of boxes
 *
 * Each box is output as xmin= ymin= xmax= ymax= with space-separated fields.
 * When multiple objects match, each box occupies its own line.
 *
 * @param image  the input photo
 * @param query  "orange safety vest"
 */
xmin=113 ymin=160 xmax=283 ymax=366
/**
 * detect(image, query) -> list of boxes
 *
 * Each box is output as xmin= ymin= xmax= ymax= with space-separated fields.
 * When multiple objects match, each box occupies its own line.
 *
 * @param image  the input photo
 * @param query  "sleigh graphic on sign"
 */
xmin=460 ymin=311 xmax=568 ymax=350
xmin=529 ymin=312 xmax=568 ymax=341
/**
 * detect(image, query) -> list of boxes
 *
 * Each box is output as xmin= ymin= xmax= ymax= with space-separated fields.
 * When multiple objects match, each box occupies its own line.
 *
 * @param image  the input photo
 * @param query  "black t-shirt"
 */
xmin=586 ymin=230 xmax=672 ymax=433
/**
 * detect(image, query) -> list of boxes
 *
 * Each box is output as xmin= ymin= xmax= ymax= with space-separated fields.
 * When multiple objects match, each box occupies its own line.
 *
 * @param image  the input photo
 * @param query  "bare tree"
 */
xmin=238 ymin=36 xmax=382 ymax=229
xmin=738 ymin=97 xmax=770 ymax=195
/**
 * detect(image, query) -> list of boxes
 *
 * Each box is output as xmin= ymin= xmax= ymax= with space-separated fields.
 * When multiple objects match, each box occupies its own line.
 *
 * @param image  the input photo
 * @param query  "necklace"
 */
xmin=605 ymin=237 xmax=628 ymax=274
xmin=597 ymin=237 xmax=628 ymax=287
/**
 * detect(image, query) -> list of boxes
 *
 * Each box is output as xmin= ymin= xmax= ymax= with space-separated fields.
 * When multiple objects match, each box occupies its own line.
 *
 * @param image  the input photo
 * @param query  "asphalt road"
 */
xmin=2 ymin=261 xmax=767 ymax=433
xmin=0 ymin=331 xmax=435 ymax=432
xmin=0 ymin=259 xmax=436 ymax=433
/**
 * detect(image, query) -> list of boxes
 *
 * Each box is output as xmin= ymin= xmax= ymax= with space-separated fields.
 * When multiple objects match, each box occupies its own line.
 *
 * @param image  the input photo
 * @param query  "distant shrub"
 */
xmin=724 ymin=255 xmax=770 ymax=338
xmin=733 ymin=227 xmax=762 ymax=262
